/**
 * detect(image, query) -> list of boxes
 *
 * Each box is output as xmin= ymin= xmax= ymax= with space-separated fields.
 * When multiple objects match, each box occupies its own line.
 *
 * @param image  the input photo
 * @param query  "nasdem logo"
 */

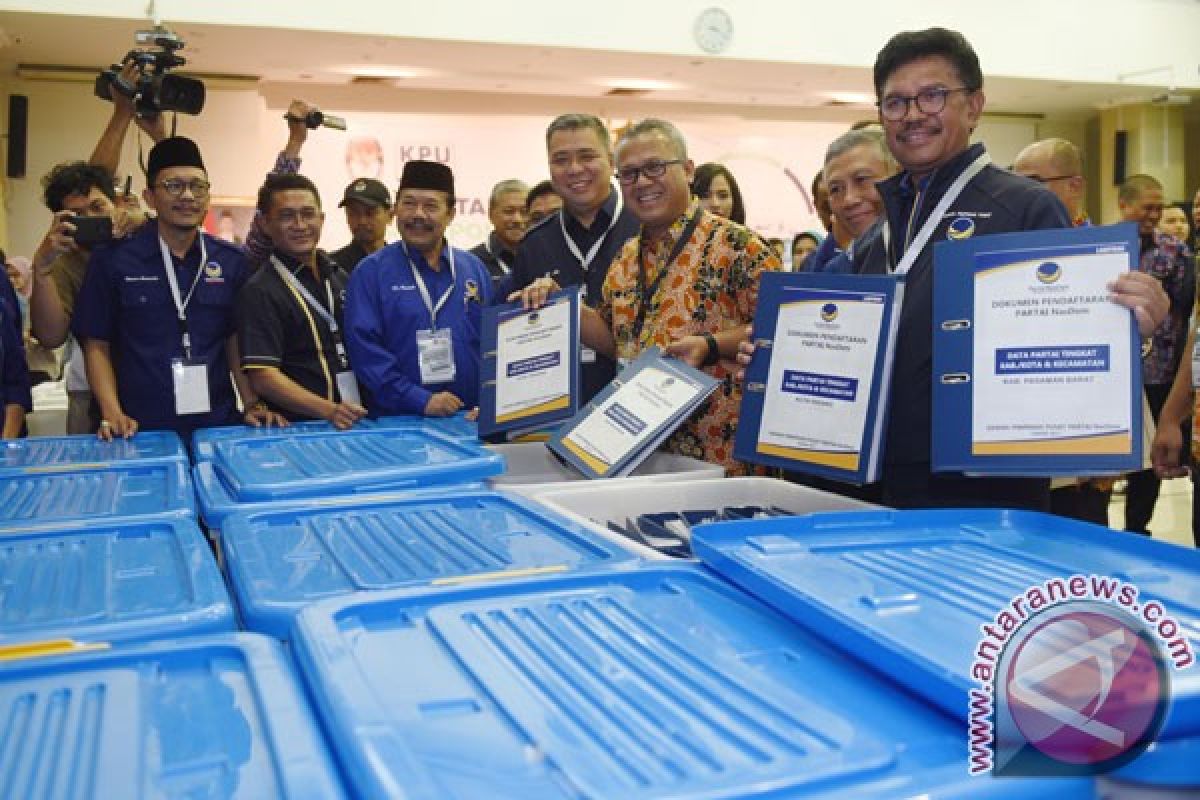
xmin=1036 ymin=262 xmax=1062 ymax=284
xmin=820 ymin=303 xmax=838 ymax=322
xmin=947 ymin=217 xmax=976 ymax=240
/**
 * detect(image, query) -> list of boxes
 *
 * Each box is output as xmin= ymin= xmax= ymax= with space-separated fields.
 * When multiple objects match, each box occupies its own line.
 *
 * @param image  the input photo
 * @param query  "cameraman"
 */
xmin=27 ymin=60 xmax=163 ymax=434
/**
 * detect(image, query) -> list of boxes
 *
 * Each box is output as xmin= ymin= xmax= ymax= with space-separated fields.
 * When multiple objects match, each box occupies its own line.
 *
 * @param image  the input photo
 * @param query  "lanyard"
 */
xmin=632 ymin=209 xmax=703 ymax=341
xmin=559 ymin=181 xmax=624 ymax=274
xmin=483 ymin=238 xmax=511 ymax=275
xmin=881 ymin=151 xmax=991 ymax=276
xmin=401 ymin=241 xmax=456 ymax=329
xmin=159 ymin=234 xmax=206 ymax=360
xmin=271 ymin=255 xmax=348 ymax=368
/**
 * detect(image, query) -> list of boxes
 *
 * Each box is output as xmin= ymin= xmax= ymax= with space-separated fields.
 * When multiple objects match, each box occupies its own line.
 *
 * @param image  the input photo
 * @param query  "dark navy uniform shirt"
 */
xmin=510 ymin=187 xmax=639 ymax=402
xmin=850 ymin=143 xmax=1071 ymax=510
xmin=0 ymin=271 xmax=31 ymax=415
xmin=73 ymin=220 xmax=249 ymax=439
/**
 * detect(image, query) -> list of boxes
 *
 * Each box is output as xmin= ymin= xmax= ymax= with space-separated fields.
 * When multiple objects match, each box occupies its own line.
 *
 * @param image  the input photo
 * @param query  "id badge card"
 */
xmin=171 ymin=358 xmax=211 ymax=416
xmin=416 ymin=328 xmax=456 ymax=384
xmin=1191 ymin=327 xmax=1200 ymax=390
xmin=336 ymin=370 xmax=362 ymax=406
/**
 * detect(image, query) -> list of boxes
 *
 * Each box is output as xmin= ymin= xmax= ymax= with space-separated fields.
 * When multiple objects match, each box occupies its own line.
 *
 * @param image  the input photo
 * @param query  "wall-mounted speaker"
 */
xmin=6 ymin=95 xmax=27 ymax=179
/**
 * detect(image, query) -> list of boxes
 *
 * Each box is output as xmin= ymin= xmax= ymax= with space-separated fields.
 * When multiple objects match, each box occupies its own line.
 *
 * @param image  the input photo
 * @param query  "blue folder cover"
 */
xmin=735 ymin=271 xmax=902 ymax=484
xmin=932 ymin=223 xmax=1143 ymax=475
xmin=479 ymin=288 xmax=581 ymax=437
xmin=548 ymin=346 xmax=719 ymax=479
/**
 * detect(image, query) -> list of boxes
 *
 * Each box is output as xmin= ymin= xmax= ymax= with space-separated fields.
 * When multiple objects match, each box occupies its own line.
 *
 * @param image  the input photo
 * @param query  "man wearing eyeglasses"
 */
xmin=841 ymin=28 xmax=1168 ymax=510
xmin=74 ymin=136 xmax=282 ymax=442
xmin=1013 ymin=139 xmax=1089 ymax=227
xmin=518 ymin=118 xmax=780 ymax=473
xmin=509 ymin=114 xmax=640 ymax=403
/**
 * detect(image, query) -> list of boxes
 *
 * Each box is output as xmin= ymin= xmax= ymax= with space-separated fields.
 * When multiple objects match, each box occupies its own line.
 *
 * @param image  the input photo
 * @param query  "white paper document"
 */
xmin=561 ymin=365 xmax=698 ymax=475
xmin=494 ymin=298 xmax=572 ymax=425
xmin=971 ymin=247 xmax=1132 ymax=455
xmin=756 ymin=291 xmax=886 ymax=472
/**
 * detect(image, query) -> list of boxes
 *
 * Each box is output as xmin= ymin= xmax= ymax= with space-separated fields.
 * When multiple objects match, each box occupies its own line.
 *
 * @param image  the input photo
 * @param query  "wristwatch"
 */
xmin=702 ymin=332 xmax=720 ymax=367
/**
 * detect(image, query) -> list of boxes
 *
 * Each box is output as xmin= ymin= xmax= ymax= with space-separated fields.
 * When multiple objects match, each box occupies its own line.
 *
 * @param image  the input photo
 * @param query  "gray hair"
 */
xmin=824 ymin=128 xmax=895 ymax=172
xmin=545 ymin=113 xmax=612 ymax=153
xmin=488 ymin=179 xmax=529 ymax=210
xmin=616 ymin=118 xmax=688 ymax=160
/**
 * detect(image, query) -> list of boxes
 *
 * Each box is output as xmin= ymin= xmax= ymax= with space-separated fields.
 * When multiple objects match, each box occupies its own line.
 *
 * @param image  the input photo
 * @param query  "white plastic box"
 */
xmin=486 ymin=441 xmax=724 ymax=495
xmin=527 ymin=475 xmax=881 ymax=559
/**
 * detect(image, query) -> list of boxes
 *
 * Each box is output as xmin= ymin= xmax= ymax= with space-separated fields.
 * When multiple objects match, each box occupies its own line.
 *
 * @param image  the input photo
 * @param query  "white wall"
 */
xmin=0 ymin=76 xmax=1036 ymax=260
xmin=15 ymin=0 xmax=1200 ymax=90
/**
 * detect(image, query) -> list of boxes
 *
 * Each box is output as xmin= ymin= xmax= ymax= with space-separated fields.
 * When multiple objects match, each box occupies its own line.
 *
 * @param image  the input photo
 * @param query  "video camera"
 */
xmin=94 ymin=28 xmax=205 ymax=116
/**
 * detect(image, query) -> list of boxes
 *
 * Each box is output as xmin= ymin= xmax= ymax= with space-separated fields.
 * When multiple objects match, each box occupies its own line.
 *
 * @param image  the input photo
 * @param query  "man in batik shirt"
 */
xmin=517 ymin=118 xmax=780 ymax=473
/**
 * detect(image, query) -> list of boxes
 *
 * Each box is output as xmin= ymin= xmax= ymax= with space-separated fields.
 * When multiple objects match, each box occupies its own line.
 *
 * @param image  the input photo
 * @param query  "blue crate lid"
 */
xmin=0 ymin=517 xmax=233 ymax=646
xmin=0 ymin=633 xmax=345 ymax=799
xmin=192 ymin=420 xmax=334 ymax=462
xmin=290 ymin=563 xmax=1093 ymax=800
xmin=209 ymin=428 xmax=503 ymax=502
xmin=371 ymin=412 xmax=479 ymax=442
xmin=690 ymin=509 xmax=1200 ymax=741
xmin=222 ymin=489 xmax=639 ymax=639
xmin=191 ymin=414 xmax=479 ymax=462
xmin=0 ymin=431 xmax=186 ymax=473
xmin=0 ymin=460 xmax=194 ymax=531
xmin=1106 ymin=736 xmax=1200 ymax=787
xmin=193 ymin=460 xmax=485 ymax=531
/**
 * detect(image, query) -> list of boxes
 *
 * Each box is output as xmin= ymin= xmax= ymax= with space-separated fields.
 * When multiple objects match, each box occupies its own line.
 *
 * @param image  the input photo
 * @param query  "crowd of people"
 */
xmin=2 ymin=26 xmax=1195 ymax=540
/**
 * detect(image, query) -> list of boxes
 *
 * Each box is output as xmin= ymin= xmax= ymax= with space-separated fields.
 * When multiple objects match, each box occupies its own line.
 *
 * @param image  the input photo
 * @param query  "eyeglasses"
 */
xmin=1027 ymin=174 xmax=1078 ymax=184
xmin=155 ymin=178 xmax=211 ymax=197
xmin=273 ymin=208 xmax=321 ymax=225
xmin=878 ymin=87 xmax=974 ymax=121
xmin=616 ymin=158 xmax=683 ymax=186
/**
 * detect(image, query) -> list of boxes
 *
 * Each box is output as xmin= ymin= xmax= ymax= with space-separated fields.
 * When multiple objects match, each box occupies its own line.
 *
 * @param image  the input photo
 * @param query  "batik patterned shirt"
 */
xmin=599 ymin=200 xmax=781 ymax=473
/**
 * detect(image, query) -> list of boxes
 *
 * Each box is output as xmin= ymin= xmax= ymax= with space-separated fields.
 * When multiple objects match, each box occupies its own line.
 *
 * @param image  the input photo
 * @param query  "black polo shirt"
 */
xmin=329 ymin=241 xmax=371 ymax=273
xmin=470 ymin=231 xmax=517 ymax=296
xmin=236 ymin=250 xmax=352 ymax=420
xmin=511 ymin=187 xmax=639 ymax=402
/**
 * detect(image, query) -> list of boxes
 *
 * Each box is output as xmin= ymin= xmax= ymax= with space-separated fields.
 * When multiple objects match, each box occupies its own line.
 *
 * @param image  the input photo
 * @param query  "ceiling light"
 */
xmin=333 ymin=64 xmax=433 ymax=80
xmin=599 ymin=78 xmax=682 ymax=92
xmin=821 ymin=91 xmax=875 ymax=106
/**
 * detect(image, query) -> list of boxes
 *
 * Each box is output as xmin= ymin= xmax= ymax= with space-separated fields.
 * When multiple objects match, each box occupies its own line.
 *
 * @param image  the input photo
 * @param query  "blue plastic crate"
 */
xmin=0 ymin=516 xmax=232 ymax=646
xmin=690 ymin=509 xmax=1200 ymax=742
xmin=0 ymin=431 xmax=186 ymax=473
xmin=1104 ymin=736 xmax=1200 ymax=789
xmin=191 ymin=413 xmax=478 ymax=462
xmin=192 ymin=420 xmax=333 ymax=462
xmin=208 ymin=427 xmax=502 ymax=503
xmin=371 ymin=412 xmax=479 ymax=442
xmin=0 ymin=461 xmax=194 ymax=531
xmin=0 ymin=633 xmax=345 ymax=799
xmin=193 ymin=460 xmax=485 ymax=533
xmin=222 ymin=489 xmax=638 ymax=639
xmin=291 ymin=563 xmax=1093 ymax=799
